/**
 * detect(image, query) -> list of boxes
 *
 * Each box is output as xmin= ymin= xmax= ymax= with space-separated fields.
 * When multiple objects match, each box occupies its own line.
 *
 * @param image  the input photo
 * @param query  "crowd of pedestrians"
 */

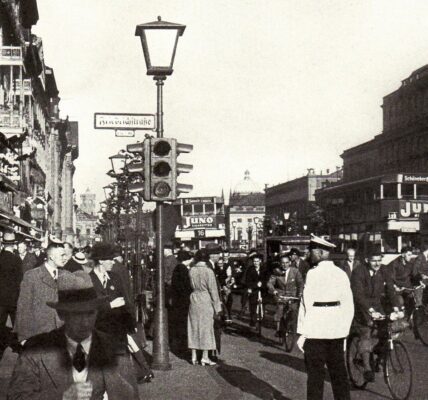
xmin=1 ymin=229 xmax=428 ymax=399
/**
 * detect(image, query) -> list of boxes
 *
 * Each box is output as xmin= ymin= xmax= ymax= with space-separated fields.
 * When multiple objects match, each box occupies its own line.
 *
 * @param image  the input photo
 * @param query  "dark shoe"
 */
xmin=363 ymin=370 xmax=375 ymax=383
xmin=138 ymin=372 xmax=154 ymax=383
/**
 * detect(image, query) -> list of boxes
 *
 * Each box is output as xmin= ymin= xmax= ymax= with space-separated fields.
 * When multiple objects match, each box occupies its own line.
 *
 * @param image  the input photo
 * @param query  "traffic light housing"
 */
xmin=126 ymin=140 xmax=150 ymax=200
xmin=147 ymin=138 xmax=193 ymax=201
xmin=126 ymin=137 xmax=193 ymax=202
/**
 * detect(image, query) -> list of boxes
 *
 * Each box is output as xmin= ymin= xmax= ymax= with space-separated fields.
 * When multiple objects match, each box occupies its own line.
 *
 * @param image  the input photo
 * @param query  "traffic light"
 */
xmin=126 ymin=140 xmax=150 ymax=200
xmin=126 ymin=137 xmax=193 ymax=201
xmin=148 ymin=138 xmax=193 ymax=201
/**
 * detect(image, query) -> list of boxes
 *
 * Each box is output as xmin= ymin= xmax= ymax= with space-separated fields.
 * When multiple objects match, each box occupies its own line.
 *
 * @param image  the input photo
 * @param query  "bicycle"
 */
xmin=347 ymin=313 xmax=413 ymax=400
xmin=398 ymin=284 xmax=428 ymax=346
xmin=276 ymin=295 xmax=299 ymax=352
xmin=255 ymin=289 xmax=264 ymax=337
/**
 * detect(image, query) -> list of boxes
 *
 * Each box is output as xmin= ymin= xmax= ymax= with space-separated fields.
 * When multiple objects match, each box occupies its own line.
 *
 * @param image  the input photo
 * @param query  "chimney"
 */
xmin=326 ymin=169 xmax=330 ymax=174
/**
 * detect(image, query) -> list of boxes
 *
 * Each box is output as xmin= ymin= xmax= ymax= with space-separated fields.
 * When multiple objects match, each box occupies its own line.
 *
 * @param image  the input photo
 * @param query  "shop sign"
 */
xmin=183 ymin=197 xmax=215 ymax=205
xmin=182 ymin=215 xmax=216 ymax=229
xmin=195 ymin=229 xmax=206 ymax=238
xmin=403 ymin=174 xmax=428 ymax=183
xmin=400 ymin=201 xmax=428 ymax=217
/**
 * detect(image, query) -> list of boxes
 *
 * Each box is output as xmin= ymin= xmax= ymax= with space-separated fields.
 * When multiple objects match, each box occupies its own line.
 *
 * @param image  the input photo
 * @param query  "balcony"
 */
xmin=0 ymin=46 xmax=23 ymax=66
xmin=14 ymin=79 xmax=31 ymax=95
xmin=0 ymin=109 xmax=26 ymax=136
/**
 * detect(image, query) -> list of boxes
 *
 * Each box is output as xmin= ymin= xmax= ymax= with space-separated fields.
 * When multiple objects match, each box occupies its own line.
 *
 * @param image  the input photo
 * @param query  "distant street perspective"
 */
xmin=1 ymin=1 xmax=428 ymax=400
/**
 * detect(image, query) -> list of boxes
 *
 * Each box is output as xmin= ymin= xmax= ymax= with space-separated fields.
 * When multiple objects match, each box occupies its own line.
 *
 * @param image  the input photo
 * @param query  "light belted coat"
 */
xmin=14 ymin=265 xmax=68 ymax=341
xmin=188 ymin=262 xmax=222 ymax=350
xmin=297 ymin=260 xmax=354 ymax=339
xmin=7 ymin=328 xmax=139 ymax=400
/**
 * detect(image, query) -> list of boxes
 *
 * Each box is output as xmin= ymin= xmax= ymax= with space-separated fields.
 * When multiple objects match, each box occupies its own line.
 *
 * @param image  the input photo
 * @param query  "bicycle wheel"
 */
xmin=284 ymin=331 xmax=296 ymax=353
xmin=346 ymin=334 xmax=368 ymax=389
xmin=384 ymin=341 xmax=413 ymax=400
xmin=414 ymin=306 xmax=428 ymax=346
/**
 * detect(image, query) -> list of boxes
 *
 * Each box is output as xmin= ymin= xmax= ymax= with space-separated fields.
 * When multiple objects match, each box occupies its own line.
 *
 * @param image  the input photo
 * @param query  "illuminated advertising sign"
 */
xmin=182 ymin=215 xmax=216 ymax=229
xmin=403 ymin=175 xmax=428 ymax=183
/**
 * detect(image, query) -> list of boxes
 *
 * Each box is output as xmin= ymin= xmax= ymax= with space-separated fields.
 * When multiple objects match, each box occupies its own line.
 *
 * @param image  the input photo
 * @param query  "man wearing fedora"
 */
xmin=8 ymin=270 xmax=139 ymax=400
xmin=17 ymin=240 xmax=38 ymax=274
xmin=15 ymin=242 xmax=70 ymax=342
xmin=297 ymin=234 xmax=354 ymax=400
xmin=0 ymin=232 xmax=22 ymax=359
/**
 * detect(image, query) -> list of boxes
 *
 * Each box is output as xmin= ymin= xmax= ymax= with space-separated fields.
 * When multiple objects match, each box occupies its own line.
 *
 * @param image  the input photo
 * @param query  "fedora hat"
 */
xmin=47 ymin=271 xmax=106 ymax=312
xmin=91 ymin=242 xmax=116 ymax=261
xmin=2 ymin=232 xmax=17 ymax=244
xmin=72 ymin=252 xmax=88 ymax=265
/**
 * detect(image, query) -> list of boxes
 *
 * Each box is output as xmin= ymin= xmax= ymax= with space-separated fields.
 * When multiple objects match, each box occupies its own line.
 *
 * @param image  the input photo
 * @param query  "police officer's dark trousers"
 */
xmin=304 ymin=338 xmax=350 ymax=400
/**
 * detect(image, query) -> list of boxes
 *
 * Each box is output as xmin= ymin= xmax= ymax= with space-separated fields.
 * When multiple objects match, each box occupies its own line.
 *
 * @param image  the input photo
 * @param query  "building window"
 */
xmin=248 ymin=218 xmax=252 ymax=222
xmin=194 ymin=204 xmax=203 ymax=214
xmin=401 ymin=183 xmax=414 ymax=199
xmin=383 ymin=183 xmax=396 ymax=199
xmin=237 ymin=218 xmax=242 ymax=223
xmin=183 ymin=204 xmax=192 ymax=215
xmin=204 ymin=203 xmax=214 ymax=214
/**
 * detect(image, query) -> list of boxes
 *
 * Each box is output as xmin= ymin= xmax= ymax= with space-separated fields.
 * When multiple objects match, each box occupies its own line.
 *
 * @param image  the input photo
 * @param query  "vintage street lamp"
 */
xmin=283 ymin=212 xmax=290 ymax=235
xmin=247 ymin=224 xmax=253 ymax=250
xmin=109 ymin=151 xmax=130 ymax=175
xmin=135 ymin=16 xmax=186 ymax=371
xmin=103 ymin=185 xmax=115 ymax=200
xmin=231 ymin=221 xmax=237 ymax=249
xmin=254 ymin=217 xmax=260 ymax=247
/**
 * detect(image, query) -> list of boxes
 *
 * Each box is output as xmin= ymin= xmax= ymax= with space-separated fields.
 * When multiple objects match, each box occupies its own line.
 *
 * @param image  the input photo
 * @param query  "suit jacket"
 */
xmin=246 ymin=266 xmax=268 ymax=303
xmin=339 ymin=259 xmax=362 ymax=280
xmin=293 ymin=258 xmax=311 ymax=281
xmin=387 ymin=256 xmax=416 ymax=288
xmin=0 ymin=250 xmax=22 ymax=307
xmin=412 ymin=253 xmax=428 ymax=280
xmin=19 ymin=252 xmax=38 ymax=274
xmin=351 ymin=263 xmax=398 ymax=325
xmin=89 ymin=270 xmax=135 ymax=344
xmin=14 ymin=265 xmax=67 ymax=341
xmin=7 ymin=328 xmax=139 ymax=400
xmin=267 ymin=267 xmax=303 ymax=298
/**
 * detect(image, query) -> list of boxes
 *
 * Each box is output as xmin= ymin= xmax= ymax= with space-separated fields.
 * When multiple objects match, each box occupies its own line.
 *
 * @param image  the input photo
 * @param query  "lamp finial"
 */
xmin=157 ymin=16 xmax=162 ymax=21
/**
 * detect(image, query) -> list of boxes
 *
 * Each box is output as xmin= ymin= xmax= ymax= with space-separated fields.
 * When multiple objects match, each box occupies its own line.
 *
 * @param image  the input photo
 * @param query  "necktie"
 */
xmin=73 ymin=343 xmax=86 ymax=372
xmin=52 ymin=269 xmax=57 ymax=282
xmin=102 ymin=273 xmax=108 ymax=289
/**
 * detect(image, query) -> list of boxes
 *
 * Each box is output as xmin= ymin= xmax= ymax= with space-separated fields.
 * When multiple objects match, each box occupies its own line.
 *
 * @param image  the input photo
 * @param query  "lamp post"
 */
xmin=254 ymin=217 xmax=260 ymax=247
xmin=247 ymin=224 xmax=253 ymax=250
xmin=135 ymin=16 xmax=185 ymax=370
xmin=231 ymin=221 xmax=237 ymax=249
xmin=283 ymin=212 xmax=290 ymax=236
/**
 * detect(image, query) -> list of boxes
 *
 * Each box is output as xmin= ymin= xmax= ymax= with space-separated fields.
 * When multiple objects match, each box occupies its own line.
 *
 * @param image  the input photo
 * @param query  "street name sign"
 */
xmin=94 ymin=113 xmax=156 ymax=130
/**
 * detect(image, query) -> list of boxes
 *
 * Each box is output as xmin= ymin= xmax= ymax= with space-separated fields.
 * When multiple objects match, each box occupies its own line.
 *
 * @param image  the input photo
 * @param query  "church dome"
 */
xmin=233 ymin=170 xmax=262 ymax=195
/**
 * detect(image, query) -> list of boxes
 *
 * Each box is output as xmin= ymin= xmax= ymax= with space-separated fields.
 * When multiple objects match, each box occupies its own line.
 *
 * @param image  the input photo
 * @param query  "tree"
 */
xmin=307 ymin=203 xmax=326 ymax=235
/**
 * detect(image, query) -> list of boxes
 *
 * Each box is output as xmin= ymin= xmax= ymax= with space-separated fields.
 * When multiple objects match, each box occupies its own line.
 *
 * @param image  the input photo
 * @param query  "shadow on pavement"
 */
xmin=213 ymin=361 xmax=292 ymax=400
xmin=259 ymin=351 xmax=307 ymax=376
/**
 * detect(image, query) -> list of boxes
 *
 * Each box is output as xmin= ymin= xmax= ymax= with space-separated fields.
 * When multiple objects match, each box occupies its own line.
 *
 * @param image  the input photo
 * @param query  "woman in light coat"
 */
xmin=188 ymin=249 xmax=222 ymax=365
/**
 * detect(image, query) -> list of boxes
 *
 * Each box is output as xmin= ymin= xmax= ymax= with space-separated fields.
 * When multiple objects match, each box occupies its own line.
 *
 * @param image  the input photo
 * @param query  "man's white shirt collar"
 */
xmin=44 ymin=262 xmax=58 ymax=280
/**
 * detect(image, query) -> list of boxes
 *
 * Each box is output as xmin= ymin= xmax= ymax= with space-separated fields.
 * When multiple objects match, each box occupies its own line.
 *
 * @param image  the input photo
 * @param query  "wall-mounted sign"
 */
xmin=183 ymin=197 xmax=215 ymax=205
xmin=195 ymin=229 xmax=206 ymax=238
xmin=403 ymin=175 xmax=428 ymax=183
xmin=400 ymin=201 xmax=428 ymax=217
xmin=182 ymin=215 xmax=216 ymax=229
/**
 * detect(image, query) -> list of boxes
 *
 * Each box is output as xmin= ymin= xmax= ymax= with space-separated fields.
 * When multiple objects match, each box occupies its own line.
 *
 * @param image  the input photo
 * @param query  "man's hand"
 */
xmin=257 ymin=281 xmax=262 ymax=288
xmin=110 ymin=297 xmax=125 ymax=309
xmin=63 ymin=382 xmax=93 ymax=400
xmin=247 ymin=288 xmax=252 ymax=294
xmin=297 ymin=335 xmax=306 ymax=353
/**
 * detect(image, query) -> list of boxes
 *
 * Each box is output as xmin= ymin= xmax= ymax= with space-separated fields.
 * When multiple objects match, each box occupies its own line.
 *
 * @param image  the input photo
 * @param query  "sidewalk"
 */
xmin=0 ymin=339 xmax=250 ymax=400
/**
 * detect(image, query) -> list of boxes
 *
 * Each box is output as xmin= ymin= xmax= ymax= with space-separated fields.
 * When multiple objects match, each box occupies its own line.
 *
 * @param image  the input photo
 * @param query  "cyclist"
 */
xmin=246 ymin=253 xmax=267 ymax=328
xmin=412 ymin=242 xmax=428 ymax=307
xmin=267 ymin=255 xmax=303 ymax=337
xmin=387 ymin=247 xmax=419 ymax=313
xmin=351 ymin=249 xmax=400 ymax=383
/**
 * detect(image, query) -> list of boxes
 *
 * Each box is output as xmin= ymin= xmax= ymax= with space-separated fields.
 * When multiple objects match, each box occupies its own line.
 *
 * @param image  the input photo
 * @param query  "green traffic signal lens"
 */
xmin=153 ymin=140 xmax=171 ymax=157
xmin=153 ymin=182 xmax=171 ymax=197
xmin=153 ymin=161 xmax=171 ymax=177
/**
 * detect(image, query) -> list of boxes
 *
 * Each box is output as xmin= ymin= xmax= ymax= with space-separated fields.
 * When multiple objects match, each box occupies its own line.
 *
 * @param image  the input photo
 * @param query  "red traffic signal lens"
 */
xmin=153 ymin=161 xmax=171 ymax=177
xmin=153 ymin=182 xmax=171 ymax=197
xmin=153 ymin=140 xmax=171 ymax=157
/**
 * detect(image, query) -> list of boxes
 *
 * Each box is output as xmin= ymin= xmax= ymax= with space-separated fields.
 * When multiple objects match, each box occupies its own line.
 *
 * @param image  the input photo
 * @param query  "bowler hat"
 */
xmin=2 ymin=232 xmax=17 ymax=244
xmin=91 ymin=242 xmax=116 ymax=261
xmin=47 ymin=271 xmax=106 ymax=312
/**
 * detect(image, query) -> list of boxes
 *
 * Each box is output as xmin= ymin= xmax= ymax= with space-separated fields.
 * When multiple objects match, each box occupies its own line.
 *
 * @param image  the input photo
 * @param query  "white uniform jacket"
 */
xmin=297 ymin=260 xmax=354 ymax=339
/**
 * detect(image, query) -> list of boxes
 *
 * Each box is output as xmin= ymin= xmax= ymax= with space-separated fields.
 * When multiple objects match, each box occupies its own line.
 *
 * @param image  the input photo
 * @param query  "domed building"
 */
xmin=227 ymin=171 xmax=265 ymax=250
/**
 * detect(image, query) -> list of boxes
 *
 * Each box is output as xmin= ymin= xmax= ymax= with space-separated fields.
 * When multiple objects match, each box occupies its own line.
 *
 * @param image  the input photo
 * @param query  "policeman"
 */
xmin=297 ymin=234 xmax=354 ymax=400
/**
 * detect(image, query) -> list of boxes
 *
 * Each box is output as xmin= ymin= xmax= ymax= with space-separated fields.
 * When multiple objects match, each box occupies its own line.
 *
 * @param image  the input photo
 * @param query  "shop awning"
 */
xmin=0 ymin=210 xmax=43 ymax=233
xmin=15 ymin=230 xmax=43 ymax=242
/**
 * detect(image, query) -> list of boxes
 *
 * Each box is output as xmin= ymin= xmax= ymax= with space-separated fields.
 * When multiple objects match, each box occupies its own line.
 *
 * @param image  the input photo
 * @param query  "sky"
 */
xmin=32 ymin=0 xmax=428 ymax=207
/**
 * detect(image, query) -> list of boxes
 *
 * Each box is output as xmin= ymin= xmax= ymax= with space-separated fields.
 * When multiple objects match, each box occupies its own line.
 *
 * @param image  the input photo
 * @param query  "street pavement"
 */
xmin=1 ymin=305 xmax=427 ymax=399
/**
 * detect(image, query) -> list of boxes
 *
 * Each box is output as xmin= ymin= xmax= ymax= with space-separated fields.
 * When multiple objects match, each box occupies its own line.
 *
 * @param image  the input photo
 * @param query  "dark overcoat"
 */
xmin=0 ymin=250 xmax=22 ymax=308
